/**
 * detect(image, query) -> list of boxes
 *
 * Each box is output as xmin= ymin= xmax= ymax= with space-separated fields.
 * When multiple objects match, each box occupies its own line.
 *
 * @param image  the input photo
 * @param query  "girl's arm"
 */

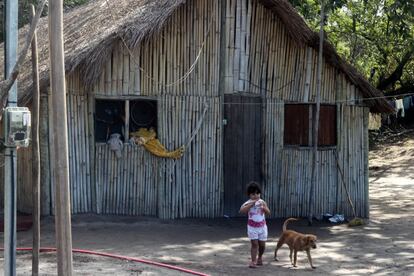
xmin=262 ymin=201 xmax=271 ymax=215
xmin=240 ymin=201 xmax=255 ymax=214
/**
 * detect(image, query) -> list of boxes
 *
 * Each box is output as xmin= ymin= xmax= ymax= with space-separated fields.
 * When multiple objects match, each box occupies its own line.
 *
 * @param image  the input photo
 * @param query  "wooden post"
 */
xmin=30 ymin=5 xmax=41 ymax=276
xmin=308 ymin=0 xmax=325 ymax=225
xmin=48 ymin=0 xmax=74 ymax=275
xmin=39 ymin=90 xmax=51 ymax=215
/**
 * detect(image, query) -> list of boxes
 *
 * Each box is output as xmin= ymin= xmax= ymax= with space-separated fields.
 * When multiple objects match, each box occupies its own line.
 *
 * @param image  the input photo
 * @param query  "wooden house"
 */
xmin=0 ymin=0 xmax=392 ymax=219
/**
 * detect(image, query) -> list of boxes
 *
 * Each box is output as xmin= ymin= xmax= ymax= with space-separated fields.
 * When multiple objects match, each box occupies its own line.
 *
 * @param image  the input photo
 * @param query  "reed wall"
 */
xmin=6 ymin=0 xmax=370 ymax=219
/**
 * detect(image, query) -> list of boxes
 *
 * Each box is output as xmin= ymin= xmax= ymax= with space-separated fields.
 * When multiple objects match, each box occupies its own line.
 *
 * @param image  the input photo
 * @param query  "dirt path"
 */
xmin=1 ymin=138 xmax=414 ymax=275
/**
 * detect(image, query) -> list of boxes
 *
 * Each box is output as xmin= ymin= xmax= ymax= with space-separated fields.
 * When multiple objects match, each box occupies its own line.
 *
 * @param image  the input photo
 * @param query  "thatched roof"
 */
xmin=0 ymin=0 xmax=393 ymax=113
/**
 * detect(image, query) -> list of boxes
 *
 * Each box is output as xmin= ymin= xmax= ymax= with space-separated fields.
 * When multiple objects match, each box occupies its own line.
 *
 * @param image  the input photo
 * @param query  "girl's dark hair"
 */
xmin=246 ymin=181 xmax=261 ymax=195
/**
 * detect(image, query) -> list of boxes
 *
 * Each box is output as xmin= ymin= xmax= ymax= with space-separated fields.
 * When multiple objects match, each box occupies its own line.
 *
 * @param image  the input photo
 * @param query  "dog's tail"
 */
xmin=283 ymin=218 xmax=299 ymax=231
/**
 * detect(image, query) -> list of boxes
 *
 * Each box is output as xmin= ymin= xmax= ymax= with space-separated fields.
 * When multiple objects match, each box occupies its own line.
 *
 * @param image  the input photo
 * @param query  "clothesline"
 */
xmin=64 ymin=88 xmax=414 ymax=106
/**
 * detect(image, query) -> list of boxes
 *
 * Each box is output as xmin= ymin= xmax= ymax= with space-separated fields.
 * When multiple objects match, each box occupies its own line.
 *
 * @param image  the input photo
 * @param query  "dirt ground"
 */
xmin=1 ymin=135 xmax=414 ymax=275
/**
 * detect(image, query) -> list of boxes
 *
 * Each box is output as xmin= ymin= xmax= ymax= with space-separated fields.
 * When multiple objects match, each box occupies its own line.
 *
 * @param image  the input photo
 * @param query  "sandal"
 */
xmin=256 ymin=258 xmax=263 ymax=266
xmin=249 ymin=262 xmax=257 ymax=268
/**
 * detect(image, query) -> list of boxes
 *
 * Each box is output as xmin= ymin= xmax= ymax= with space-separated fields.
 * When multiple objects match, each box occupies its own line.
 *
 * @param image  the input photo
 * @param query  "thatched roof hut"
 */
xmin=1 ymin=0 xmax=385 ymax=219
xmin=0 ymin=0 xmax=392 ymax=113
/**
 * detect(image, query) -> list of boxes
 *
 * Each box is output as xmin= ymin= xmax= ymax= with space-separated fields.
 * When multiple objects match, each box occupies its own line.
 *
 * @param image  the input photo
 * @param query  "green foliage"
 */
xmin=289 ymin=0 xmax=347 ymax=28
xmin=290 ymin=0 xmax=414 ymax=95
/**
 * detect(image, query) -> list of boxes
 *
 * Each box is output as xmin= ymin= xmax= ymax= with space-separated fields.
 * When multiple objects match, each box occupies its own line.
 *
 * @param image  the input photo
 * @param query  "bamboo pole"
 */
xmin=87 ymin=93 xmax=95 ymax=212
xmin=83 ymin=94 xmax=91 ymax=212
xmin=95 ymin=145 xmax=100 ymax=214
xmin=133 ymin=147 xmax=138 ymax=216
xmin=39 ymin=88 xmax=51 ymax=215
xmin=304 ymin=47 xmax=313 ymax=102
xmin=78 ymin=94 xmax=85 ymax=212
xmin=47 ymin=87 xmax=56 ymax=215
xmin=75 ymin=97 xmax=80 ymax=198
xmin=70 ymin=83 xmax=78 ymax=213
xmin=123 ymin=47 xmax=129 ymax=96
xmin=308 ymin=1 xmax=325 ymax=225
xmin=177 ymin=98 xmax=183 ymax=217
xmin=30 ymin=5 xmax=41 ymax=275
xmin=68 ymin=92 xmax=76 ymax=213
xmin=105 ymin=56 xmax=111 ymax=96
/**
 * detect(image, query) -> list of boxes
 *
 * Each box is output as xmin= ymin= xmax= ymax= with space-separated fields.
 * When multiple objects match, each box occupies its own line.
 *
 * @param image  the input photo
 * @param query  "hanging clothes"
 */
xmin=403 ymin=96 xmax=412 ymax=110
xmin=107 ymin=133 xmax=123 ymax=159
xmin=395 ymin=99 xmax=404 ymax=117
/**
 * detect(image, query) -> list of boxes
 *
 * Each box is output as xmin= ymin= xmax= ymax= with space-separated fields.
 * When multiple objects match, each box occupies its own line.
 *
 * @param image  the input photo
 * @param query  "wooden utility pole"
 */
xmin=308 ymin=0 xmax=325 ymax=225
xmin=30 ymin=4 xmax=41 ymax=275
xmin=48 ymin=0 xmax=74 ymax=275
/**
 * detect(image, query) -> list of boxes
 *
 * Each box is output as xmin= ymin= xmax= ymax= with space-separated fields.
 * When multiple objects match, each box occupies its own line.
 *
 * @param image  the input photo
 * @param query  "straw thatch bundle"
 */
xmin=0 ymin=0 xmax=392 ymax=113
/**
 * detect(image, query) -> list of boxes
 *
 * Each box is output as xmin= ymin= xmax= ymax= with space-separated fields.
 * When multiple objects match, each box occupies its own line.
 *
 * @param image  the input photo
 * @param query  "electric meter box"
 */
xmin=3 ymin=107 xmax=31 ymax=147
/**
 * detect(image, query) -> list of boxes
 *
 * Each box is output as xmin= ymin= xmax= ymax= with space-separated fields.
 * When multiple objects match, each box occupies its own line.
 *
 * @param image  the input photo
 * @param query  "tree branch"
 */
xmin=0 ymin=0 xmax=47 ymax=112
xmin=377 ymin=45 xmax=414 ymax=91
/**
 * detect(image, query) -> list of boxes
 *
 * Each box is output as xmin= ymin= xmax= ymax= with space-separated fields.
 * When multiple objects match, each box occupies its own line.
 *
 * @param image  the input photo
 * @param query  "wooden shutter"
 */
xmin=318 ymin=105 xmax=336 ymax=146
xmin=284 ymin=104 xmax=310 ymax=146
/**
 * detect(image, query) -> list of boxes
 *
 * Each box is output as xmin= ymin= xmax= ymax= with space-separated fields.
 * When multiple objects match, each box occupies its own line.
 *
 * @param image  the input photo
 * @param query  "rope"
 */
xmin=104 ymin=0 xmax=214 ymax=88
xmin=184 ymin=102 xmax=209 ymax=149
xmin=167 ymin=101 xmax=209 ymax=187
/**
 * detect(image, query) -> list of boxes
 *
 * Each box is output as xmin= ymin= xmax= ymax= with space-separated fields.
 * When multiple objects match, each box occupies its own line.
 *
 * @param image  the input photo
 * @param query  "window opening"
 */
xmin=284 ymin=104 xmax=336 ymax=147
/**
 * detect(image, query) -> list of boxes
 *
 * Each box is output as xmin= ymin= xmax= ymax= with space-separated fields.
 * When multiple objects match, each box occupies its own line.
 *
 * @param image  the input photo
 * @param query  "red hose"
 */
xmin=1 ymin=247 xmax=210 ymax=276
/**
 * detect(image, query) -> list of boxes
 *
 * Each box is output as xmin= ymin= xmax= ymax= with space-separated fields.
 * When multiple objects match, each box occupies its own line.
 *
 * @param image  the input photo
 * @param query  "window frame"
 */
xmin=284 ymin=103 xmax=337 ymax=148
xmin=94 ymin=97 xmax=158 ymax=144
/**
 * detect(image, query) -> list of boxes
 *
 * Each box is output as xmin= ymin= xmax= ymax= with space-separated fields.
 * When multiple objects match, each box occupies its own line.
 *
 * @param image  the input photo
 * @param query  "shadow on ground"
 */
xmin=0 ymin=137 xmax=413 ymax=275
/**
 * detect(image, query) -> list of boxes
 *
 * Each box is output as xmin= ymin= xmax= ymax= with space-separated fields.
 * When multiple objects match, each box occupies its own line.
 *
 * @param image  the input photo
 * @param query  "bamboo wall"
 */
xmin=92 ymin=0 xmax=221 ymax=98
xmin=263 ymin=101 xmax=369 ymax=218
xmin=65 ymin=0 xmax=223 ymax=218
xmin=223 ymin=0 xmax=361 ymax=104
xmin=8 ymin=0 xmax=370 ymax=219
xmin=66 ymin=76 xmax=94 ymax=214
xmin=16 ymin=147 xmax=33 ymax=213
xmin=95 ymin=144 xmax=158 ymax=216
xmin=223 ymin=0 xmax=368 ymax=217
xmin=91 ymin=95 xmax=223 ymax=218
xmin=157 ymin=95 xmax=223 ymax=218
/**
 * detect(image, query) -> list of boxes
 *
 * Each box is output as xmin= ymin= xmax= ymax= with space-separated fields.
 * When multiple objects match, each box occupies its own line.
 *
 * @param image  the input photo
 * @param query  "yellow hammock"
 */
xmin=130 ymin=128 xmax=184 ymax=159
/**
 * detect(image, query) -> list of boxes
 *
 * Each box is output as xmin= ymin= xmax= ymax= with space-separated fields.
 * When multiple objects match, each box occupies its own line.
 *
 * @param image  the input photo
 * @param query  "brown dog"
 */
xmin=274 ymin=218 xmax=317 ymax=269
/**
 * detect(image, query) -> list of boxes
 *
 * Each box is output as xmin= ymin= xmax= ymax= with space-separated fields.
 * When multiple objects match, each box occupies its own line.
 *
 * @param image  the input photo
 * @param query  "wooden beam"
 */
xmin=308 ymin=0 xmax=325 ymax=224
xmin=30 ymin=5 xmax=41 ymax=276
xmin=48 ymin=0 xmax=74 ymax=274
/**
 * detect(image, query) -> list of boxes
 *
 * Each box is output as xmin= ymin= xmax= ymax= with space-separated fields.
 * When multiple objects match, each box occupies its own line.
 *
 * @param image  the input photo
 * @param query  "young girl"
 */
xmin=240 ymin=182 xmax=271 ymax=268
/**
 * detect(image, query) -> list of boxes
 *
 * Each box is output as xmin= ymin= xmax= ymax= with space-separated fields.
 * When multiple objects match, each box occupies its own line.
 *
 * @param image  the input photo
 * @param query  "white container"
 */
xmin=3 ymin=107 xmax=31 ymax=147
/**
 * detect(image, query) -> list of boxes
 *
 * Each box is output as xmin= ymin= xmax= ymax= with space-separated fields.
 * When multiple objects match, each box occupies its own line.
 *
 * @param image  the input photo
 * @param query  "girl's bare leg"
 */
xmin=250 ymin=240 xmax=259 ymax=267
xmin=257 ymin=241 xmax=266 ymax=265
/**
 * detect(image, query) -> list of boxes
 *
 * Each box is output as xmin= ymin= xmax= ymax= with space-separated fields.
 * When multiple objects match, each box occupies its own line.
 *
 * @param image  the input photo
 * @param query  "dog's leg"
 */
xmin=306 ymin=249 xmax=316 ymax=269
xmin=274 ymin=239 xmax=284 ymax=261
xmin=289 ymin=247 xmax=293 ymax=265
xmin=293 ymin=250 xmax=298 ymax=267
